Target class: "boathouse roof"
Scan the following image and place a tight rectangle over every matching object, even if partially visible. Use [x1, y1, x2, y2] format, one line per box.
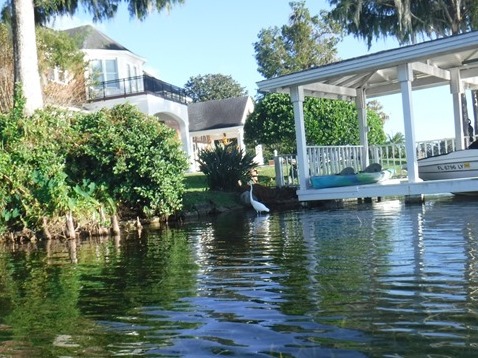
[257, 31, 478, 100]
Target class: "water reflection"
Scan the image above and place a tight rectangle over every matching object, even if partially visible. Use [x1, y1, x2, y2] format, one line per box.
[0, 196, 478, 356]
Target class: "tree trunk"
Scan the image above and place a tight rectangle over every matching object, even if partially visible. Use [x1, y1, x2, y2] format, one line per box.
[110, 214, 120, 235]
[65, 212, 76, 239]
[12, 0, 43, 115]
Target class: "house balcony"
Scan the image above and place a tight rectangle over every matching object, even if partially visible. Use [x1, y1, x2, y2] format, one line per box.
[87, 75, 189, 105]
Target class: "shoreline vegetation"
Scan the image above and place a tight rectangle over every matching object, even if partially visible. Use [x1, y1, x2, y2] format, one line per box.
[0, 97, 299, 242]
[2, 166, 299, 242]
[1, 99, 187, 242]
[181, 167, 300, 220]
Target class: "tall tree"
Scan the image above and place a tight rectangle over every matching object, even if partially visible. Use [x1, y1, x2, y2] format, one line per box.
[4, 0, 184, 115]
[12, 0, 43, 115]
[254, 1, 342, 79]
[248, 2, 386, 155]
[184, 74, 247, 103]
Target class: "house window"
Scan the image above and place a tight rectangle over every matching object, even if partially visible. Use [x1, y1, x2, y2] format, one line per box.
[90, 59, 119, 88]
[127, 63, 139, 92]
[47, 67, 68, 84]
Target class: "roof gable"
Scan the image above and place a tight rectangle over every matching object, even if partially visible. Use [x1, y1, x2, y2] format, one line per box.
[188, 96, 253, 132]
[63, 25, 131, 52]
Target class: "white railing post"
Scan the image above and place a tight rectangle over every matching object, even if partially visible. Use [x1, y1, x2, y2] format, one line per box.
[274, 153, 285, 187]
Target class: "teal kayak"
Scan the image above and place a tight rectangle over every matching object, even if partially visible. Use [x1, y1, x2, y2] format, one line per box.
[310, 169, 393, 189]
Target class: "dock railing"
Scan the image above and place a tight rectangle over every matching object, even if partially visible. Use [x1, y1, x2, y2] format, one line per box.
[273, 138, 457, 187]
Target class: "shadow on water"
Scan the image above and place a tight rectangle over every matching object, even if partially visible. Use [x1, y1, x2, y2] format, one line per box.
[1, 196, 478, 356]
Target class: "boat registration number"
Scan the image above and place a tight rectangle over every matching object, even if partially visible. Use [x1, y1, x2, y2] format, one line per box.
[437, 163, 470, 171]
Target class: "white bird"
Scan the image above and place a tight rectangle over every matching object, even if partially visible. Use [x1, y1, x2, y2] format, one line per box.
[249, 183, 270, 215]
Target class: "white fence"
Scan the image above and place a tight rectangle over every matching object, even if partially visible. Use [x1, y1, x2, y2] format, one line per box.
[274, 137, 460, 187]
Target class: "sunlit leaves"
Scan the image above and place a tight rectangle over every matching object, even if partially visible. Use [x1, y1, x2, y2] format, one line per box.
[244, 93, 386, 155]
[254, 1, 343, 79]
[184, 74, 247, 103]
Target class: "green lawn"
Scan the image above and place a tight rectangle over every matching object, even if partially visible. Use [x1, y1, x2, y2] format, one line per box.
[182, 165, 276, 211]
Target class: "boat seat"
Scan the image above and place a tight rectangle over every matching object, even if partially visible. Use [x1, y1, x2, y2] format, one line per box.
[363, 163, 382, 173]
[339, 167, 356, 175]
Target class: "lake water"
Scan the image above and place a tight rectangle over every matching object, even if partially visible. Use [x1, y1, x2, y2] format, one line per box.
[1, 195, 478, 357]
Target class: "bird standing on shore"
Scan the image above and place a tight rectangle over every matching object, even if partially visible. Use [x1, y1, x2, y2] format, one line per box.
[249, 183, 270, 215]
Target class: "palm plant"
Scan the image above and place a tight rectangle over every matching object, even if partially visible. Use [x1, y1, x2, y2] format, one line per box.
[197, 142, 257, 191]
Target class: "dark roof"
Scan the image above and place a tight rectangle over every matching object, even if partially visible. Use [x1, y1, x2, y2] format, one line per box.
[63, 25, 131, 52]
[188, 96, 252, 132]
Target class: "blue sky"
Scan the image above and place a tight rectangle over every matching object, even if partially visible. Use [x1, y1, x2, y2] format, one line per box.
[35, 0, 467, 140]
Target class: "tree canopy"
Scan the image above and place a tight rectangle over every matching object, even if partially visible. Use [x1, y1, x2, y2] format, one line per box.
[244, 93, 386, 154]
[248, 2, 386, 156]
[327, 0, 478, 48]
[1, 0, 185, 25]
[184, 74, 247, 103]
[254, 1, 342, 79]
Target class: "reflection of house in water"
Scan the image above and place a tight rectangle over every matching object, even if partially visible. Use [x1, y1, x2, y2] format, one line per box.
[61, 25, 257, 171]
[188, 96, 257, 170]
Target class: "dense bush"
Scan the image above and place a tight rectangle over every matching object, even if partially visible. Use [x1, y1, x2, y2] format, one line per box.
[197, 142, 256, 191]
[0, 99, 188, 235]
[66, 104, 188, 218]
[0, 98, 95, 232]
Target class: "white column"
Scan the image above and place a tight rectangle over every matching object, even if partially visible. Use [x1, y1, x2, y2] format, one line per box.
[290, 86, 308, 191]
[237, 127, 246, 152]
[398, 63, 421, 183]
[450, 68, 465, 150]
[355, 88, 369, 169]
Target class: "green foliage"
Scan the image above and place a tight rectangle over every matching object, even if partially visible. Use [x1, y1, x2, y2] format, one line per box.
[244, 93, 297, 154]
[327, 0, 478, 47]
[36, 26, 85, 74]
[244, 93, 386, 154]
[67, 104, 188, 218]
[0, 91, 90, 231]
[197, 142, 256, 191]
[254, 1, 343, 79]
[0, 96, 189, 234]
[0, 0, 185, 25]
[184, 74, 247, 103]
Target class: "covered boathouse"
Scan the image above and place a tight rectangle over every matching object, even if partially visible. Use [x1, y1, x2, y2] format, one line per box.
[256, 30, 478, 203]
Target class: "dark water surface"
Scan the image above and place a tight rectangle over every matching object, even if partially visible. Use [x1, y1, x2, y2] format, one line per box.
[1, 195, 478, 357]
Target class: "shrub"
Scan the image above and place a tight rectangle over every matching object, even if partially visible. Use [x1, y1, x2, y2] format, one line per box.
[67, 104, 188, 218]
[1, 97, 189, 235]
[197, 142, 256, 191]
[0, 100, 96, 232]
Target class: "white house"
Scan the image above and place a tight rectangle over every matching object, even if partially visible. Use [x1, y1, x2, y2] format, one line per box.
[63, 25, 255, 171]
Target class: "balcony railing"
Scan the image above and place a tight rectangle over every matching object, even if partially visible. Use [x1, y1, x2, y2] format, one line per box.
[87, 75, 189, 105]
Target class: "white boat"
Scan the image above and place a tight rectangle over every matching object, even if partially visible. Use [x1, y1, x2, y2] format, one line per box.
[417, 149, 478, 180]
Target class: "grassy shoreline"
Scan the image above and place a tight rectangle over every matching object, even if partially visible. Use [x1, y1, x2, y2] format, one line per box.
[182, 165, 277, 212]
